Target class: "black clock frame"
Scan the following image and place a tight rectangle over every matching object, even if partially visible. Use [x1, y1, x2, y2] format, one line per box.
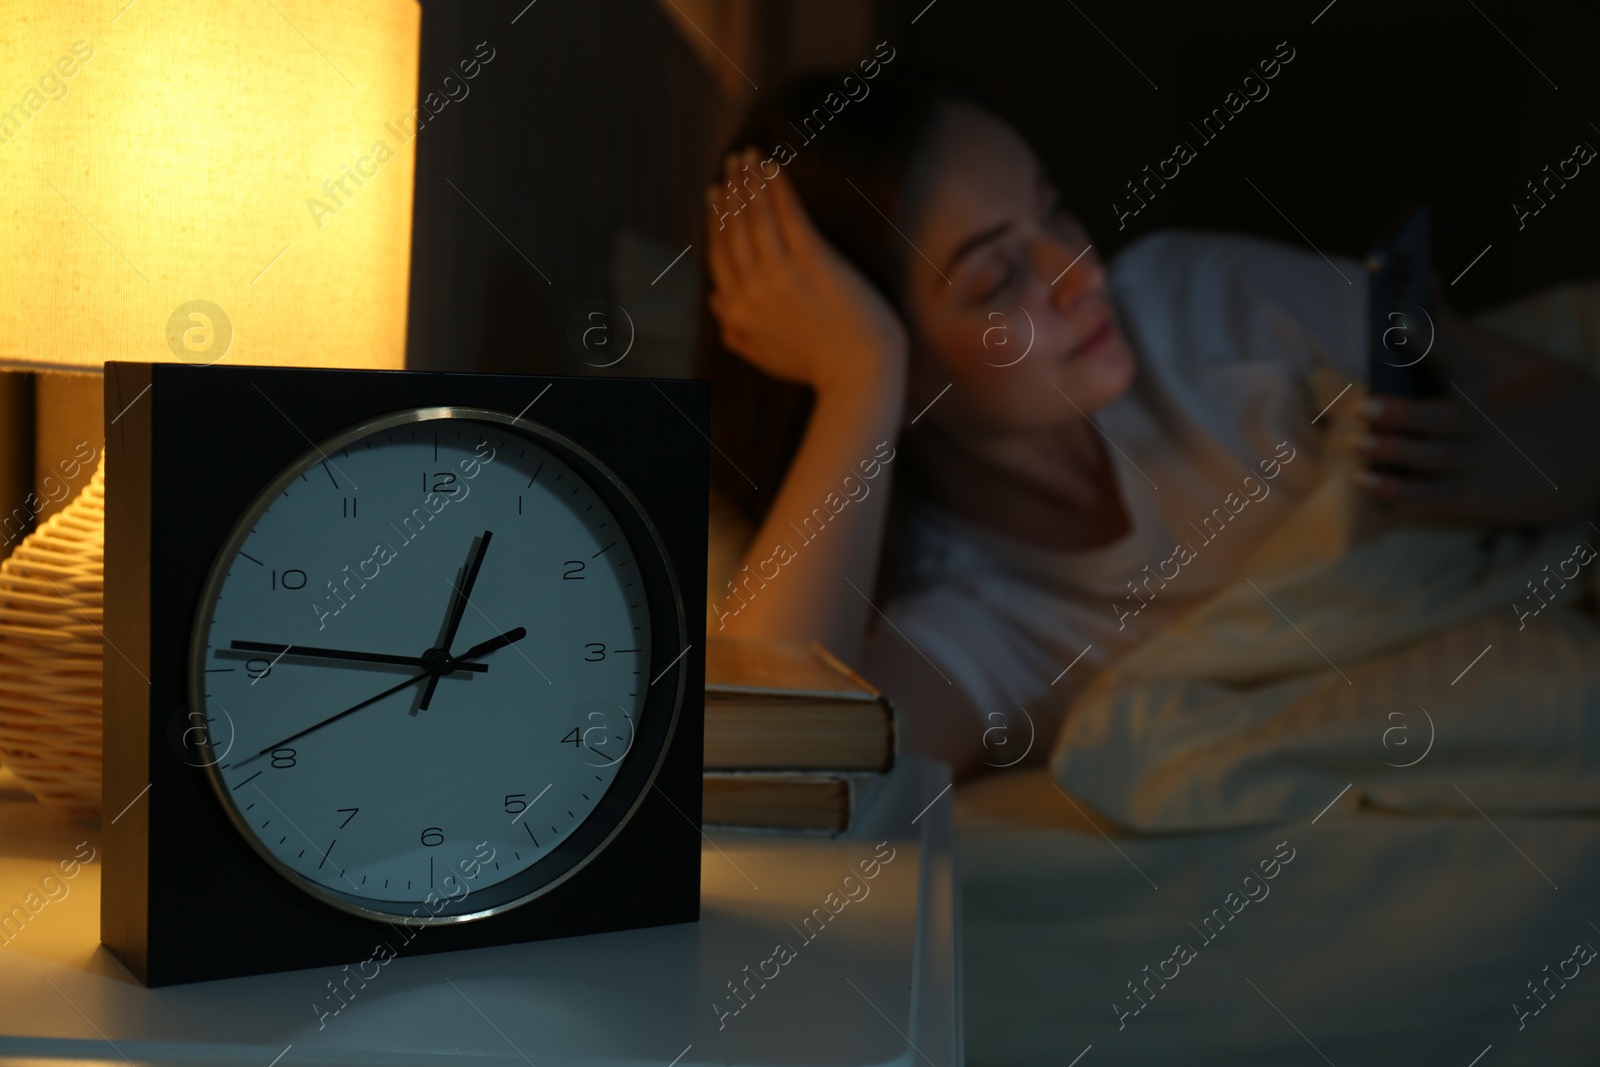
[102, 363, 708, 987]
[191, 406, 682, 923]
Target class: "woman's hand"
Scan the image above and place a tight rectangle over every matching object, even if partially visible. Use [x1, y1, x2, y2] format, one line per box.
[706, 147, 909, 395]
[1356, 289, 1600, 526]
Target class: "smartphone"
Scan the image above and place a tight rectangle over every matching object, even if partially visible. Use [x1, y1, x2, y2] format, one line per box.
[1364, 204, 1442, 398]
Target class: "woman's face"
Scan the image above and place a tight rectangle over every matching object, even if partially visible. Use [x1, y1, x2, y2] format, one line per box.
[899, 102, 1136, 435]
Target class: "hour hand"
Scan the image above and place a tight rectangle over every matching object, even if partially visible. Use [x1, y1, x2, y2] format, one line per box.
[420, 530, 494, 711]
[228, 640, 489, 674]
[457, 627, 527, 661]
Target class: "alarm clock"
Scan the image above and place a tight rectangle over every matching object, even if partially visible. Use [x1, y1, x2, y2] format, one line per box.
[101, 363, 708, 987]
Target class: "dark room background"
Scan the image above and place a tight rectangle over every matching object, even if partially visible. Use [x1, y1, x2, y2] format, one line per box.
[404, 0, 1600, 378]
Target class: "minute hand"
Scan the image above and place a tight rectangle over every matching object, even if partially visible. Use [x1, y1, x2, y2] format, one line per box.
[229, 640, 489, 673]
[239, 626, 528, 764]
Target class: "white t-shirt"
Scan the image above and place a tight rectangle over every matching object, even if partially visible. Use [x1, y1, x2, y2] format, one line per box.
[882, 229, 1368, 756]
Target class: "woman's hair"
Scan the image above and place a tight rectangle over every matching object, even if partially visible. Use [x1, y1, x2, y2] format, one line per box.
[694, 63, 1016, 598]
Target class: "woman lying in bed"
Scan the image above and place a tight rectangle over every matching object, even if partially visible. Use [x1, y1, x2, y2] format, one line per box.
[699, 66, 1600, 783]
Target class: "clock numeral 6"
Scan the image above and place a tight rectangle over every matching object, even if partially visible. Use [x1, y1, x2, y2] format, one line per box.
[563, 560, 586, 580]
[420, 826, 445, 847]
[270, 568, 307, 590]
[503, 794, 527, 814]
[584, 642, 606, 662]
[270, 748, 297, 769]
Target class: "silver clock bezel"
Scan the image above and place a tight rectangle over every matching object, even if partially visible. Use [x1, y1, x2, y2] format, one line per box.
[188, 405, 688, 925]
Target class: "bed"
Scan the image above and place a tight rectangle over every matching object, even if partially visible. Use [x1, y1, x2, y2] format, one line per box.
[706, 276, 1600, 1065]
[954, 768, 1600, 1065]
[950, 279, 1600, 1064]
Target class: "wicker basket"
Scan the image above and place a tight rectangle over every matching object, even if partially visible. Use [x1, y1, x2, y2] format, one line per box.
[0, 456, 105, 817]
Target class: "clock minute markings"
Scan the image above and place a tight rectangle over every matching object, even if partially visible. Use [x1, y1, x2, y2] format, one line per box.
[219, 429, 641, 904]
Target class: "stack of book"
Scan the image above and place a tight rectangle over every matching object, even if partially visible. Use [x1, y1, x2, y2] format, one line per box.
[702, 636, 898, 834]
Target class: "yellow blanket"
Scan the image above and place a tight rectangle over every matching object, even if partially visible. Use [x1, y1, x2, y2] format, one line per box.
[1052, 283, 1600, 830]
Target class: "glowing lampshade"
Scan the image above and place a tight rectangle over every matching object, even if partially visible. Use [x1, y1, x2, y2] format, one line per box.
[0, 0, 421, 373]
[0, 0, 421, 814]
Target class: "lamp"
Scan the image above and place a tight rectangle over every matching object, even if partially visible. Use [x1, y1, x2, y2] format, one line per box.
[0, 0, 421, 815]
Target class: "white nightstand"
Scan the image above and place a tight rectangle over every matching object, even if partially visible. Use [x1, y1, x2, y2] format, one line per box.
[0, 754, 961, 1066]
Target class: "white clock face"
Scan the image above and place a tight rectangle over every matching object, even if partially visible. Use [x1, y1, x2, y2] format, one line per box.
[191, 409, 665, 920]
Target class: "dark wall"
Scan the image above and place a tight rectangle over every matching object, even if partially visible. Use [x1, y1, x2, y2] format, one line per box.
[406, 0, 723, 376]
[405, 0, 896, 378]
[405, 0, 1600, 378]
[896, 0, 1600, 310]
